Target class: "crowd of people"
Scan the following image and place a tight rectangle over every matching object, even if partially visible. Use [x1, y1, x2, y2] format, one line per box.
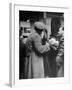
[19, 21, 64, 79]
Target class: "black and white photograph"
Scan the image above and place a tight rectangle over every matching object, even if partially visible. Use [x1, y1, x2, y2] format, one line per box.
[19, 10, 64, 79]
[9, 3, 70, 87]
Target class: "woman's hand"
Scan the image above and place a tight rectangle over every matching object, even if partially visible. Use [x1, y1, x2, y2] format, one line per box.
[49, 38, 59, 50]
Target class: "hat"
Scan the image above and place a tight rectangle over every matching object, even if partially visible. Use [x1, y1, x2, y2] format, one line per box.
[34, 22, 45, 30]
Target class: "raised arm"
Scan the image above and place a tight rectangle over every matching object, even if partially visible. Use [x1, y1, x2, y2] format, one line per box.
[33, 34, 50, 54]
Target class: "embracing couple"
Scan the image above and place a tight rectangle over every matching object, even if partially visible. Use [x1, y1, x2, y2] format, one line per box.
[25, 21, 64, 79]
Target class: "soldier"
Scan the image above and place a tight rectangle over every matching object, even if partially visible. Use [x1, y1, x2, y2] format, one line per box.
[25, 22, 50, 78]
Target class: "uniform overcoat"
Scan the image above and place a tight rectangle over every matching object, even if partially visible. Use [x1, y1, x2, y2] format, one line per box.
[25, 31, 50, 78]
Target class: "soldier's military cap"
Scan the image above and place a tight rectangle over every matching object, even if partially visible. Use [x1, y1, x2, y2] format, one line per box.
[34, 22, 45, 30]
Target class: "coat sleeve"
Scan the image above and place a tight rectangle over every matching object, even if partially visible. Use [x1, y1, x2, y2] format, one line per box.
[33, 34, 50, 54]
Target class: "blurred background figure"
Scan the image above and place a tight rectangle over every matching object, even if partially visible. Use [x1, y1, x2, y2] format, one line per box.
[19, 24, 31, 79]
[19, 28, 27, 79]
[56, 26, 64, 77]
